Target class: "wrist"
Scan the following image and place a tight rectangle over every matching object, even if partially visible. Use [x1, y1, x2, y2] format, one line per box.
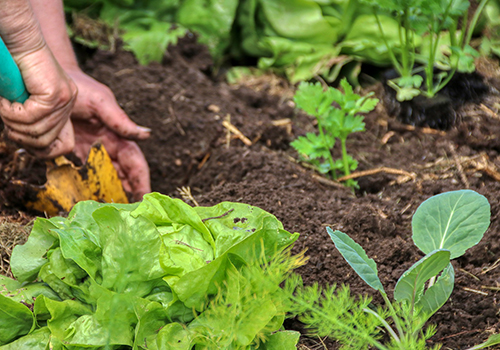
[0, 0, 46, 57]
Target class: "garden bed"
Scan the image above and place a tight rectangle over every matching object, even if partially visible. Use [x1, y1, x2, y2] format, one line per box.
[2, 36, 500, 349]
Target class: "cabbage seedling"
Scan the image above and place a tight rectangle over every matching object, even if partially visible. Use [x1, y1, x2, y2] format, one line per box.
[328, 190, 492, 349]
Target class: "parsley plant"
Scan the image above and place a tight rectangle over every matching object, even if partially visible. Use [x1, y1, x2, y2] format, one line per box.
[291, 79, 378, 188]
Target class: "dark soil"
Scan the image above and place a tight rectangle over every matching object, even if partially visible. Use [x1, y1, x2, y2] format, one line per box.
[3, 36, 500, 349]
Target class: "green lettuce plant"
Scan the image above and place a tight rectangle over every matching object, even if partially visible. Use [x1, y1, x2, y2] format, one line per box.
[291, 79, 378, 188]
[0, 193, 301, 349]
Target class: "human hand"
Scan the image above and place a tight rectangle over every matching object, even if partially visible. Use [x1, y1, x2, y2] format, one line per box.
[63, 66, 151, 200]
[0, 45, 78, 158]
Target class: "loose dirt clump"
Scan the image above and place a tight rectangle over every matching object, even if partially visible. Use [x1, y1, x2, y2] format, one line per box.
[2, 36, 500, 349]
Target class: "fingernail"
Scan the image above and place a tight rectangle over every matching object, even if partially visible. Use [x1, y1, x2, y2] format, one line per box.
[137, 126, 151, 133]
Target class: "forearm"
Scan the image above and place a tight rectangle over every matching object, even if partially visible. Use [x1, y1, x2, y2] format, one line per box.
[29, 0, 79, 69]
[0, 0, 45, 57]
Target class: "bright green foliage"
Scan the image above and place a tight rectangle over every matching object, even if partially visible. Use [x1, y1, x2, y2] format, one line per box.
[284, 274, 386, 350]
[324, 190, 492, 350]
[63, 0, 419, 82]
[291, 79, 378, 187]
[0, 193, 301, 349]
[359, 0, 489, 100]
[412, 189, 491, 259]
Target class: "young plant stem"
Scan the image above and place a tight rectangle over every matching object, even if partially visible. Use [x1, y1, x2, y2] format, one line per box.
[381, 292, 405, 341]
[363, 307, 401, 344]
[373, 10, 403, 76]
[402, 10, 412, 79]
[340, 138, 351, 179]
[318, 121, 337, 180]
[465, 0, 491, 46]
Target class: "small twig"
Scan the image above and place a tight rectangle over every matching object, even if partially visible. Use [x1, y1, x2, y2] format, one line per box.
[202, 208, 234, 223]
[222, 118, 252, 146]
[311, 174, 345, 189]
[448, 143, 470, 188]
[337, 167, 416, 182]
[482, 258, 500, 275]
[391, 123, 447, 135]
[381, 131, 396, 145]
[459, 268, 481, 281]
[481, 286, 500, 291]
[471, 153, 500, 182]
[462, 287, 488, 296]
[197, 152, 211, 170]
[479, 103, 500, 120]
[168, 104, 186, 136]
[436, 329, 480, 341]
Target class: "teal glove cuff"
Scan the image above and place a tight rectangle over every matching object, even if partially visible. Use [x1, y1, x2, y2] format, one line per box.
[0, 36, 29, 103]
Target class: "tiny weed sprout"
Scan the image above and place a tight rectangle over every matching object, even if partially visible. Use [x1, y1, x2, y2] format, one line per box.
[328, 190, 493, 349]
[291, 79, 378, 188]
[360, 0, 490, 101]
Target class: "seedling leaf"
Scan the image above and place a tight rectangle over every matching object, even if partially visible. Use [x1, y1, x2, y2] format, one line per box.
[416, 263, 455, 322]
[412, 190, 490, 259]
[327, 228, 385, 293]
[394, 249, 450, 304]
[467, 333, 500, 350]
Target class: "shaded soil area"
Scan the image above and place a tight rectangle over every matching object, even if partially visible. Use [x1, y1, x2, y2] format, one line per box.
[3, 36, 500, 349]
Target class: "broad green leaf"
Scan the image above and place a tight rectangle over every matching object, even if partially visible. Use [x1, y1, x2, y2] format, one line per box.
[123, 22, 186, 65]
[177, 0, 239, 57]
[64, 292, 137, 347]
[157, 323, 192, 350]
[133, 300, 169, 350]
[0, 276, 60, 304]
[132, 192, 215, 250]
[34, 296, 91, 342]
[194, 201, 290, 257]
[394, 249, 450, 303]
[416, 263, 455, 322]
[0, 275, 20, 292]
[327, 228, 385, 293]
[467, 333, 500, 350]
[55, 225, 101, 280]
[412, 190, 491, 259]
[260, 330, 301, 349]
[0, 327, 50, 350]
[171, 217, 298, 310]
[10, 219, 60, 283]
[260, 0, 338, 43]
[0, 293, 35, 345]
[93, 207, 165, 296]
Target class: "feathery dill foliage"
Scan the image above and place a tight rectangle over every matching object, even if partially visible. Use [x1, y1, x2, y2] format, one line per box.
[284, 274, 385, 350]
[189, 248, 307, 349]
[283, 273, 443, 350]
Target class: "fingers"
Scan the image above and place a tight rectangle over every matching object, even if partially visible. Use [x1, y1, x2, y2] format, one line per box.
[29, 119, 75, 158]
[116, 141, 151, 201]
[92, 87, 151, 141]
[68, 71, 151, 141]
[0, 45, 78, 155]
